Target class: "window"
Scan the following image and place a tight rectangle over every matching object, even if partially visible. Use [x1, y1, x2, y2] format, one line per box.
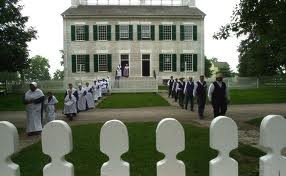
[184, 25, 193, 40]
[98, 55, 108, 71]
[184, 54, 193, 71]
[119, 25, 129, 39]
[76, 55, 86, 72]
[98, 25, 107, 41]
[141, 25, 151, 39]
[75, 26, 86, 41]
[163, 25, 172, 40]
[163, 54, 172, 71]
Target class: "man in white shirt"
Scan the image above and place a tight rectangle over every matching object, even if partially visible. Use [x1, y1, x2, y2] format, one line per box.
[167, 76, 174, 98]
[208, 73, 230, 118]
[176, 77, 185, 108]
[183, 77, 194, 111]
[193, 75, 207, 119]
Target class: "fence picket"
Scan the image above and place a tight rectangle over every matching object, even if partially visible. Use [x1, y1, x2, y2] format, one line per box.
[42, 120, 74, 176]
[156, 118, 185, 176]
[0, 121, 20, 176]
[209, 116, 238, 176]
[100, 120, 129, 176]
[259, 115, 286, 176]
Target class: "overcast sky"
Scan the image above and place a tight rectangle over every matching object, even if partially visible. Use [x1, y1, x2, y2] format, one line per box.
[21, 0, 241, 75]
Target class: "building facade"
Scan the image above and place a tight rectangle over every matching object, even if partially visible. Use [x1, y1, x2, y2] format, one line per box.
[62, 1, 206, 84]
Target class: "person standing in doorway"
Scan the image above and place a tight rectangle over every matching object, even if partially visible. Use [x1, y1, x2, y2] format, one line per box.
[208, 73, 230, 118]
[123, 64, 129, 78]
[167, 76, 174, 98]
[184, 77, 194, 111]
[193, 75, 207, 119]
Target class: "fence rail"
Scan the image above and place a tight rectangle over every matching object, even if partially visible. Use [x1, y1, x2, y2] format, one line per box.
[1, 115, 285, 176]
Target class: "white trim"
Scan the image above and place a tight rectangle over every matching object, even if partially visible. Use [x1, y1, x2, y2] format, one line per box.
[140, 50, 152, 53]
[96, 22, 109, 25]
[118, 22, 130, 25]
[95, 50, 109, 54]
[119, 50, 131, 54]
[183, 50, 195, 53]
[161, 22, 174, 25]
[140, 22, 152, 25]
[161, 50, 174, 53]
[72, 50, 88, 54]
[182, 22, 196, 25]
[73, 22, 86, 25]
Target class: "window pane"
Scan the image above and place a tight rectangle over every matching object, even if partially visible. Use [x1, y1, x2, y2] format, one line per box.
[98, 25, 107, 40]
[119, 25, 129, 39]
[76, 26, 85, 41]
[98, 55, 108, 71]
[185, 54, 193, 71]
[141, 25, 151, 39]
[163, 25, 172, 40]
[76, 55, 86, 72]
[163, 54, 172, 71]
[184, 25, 193, 40]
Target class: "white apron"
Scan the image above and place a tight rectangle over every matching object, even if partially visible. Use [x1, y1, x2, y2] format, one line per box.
[93, 83, 100, 101]
[44, 96, 58, 124]
[64, 94, 77, 114]
[77, 88, 87, 111]
[85, 85, 95, 108]
[24, 89, 44, 133]
[98, 81, 103, 98]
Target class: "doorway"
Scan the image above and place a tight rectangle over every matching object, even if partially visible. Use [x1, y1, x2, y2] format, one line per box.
[142, 54, 150, 77]
[120, 54, 129, 76]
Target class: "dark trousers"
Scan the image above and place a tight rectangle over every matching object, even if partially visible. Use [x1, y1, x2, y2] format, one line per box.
[184, 94, 194, 110]
[168, 86, 173, 97]
[212, 101, 227, 118]
[197, 95, 206, 118]
[178, 91, 184, 108]
[173, 90, 178, 102]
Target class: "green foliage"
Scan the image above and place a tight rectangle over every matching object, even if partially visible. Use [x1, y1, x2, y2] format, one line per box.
[214, 0, 286, 77]
[53, 69, 64, 80]
[0, 0, 37, 72]
[218, 65, 235, 77]
[204, 57, 213, 78]
[97, 93, 170, 108]
[22, 55, 51, 81]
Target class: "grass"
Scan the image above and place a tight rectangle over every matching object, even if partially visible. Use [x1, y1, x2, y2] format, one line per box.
[12, 122, 263, 176]
[158, 85, 168, 90]
[97, 93, 169, 108]
[246, 117, 264, 127]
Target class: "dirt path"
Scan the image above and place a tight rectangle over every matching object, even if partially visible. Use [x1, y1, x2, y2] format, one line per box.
[0, 93, 285, 150]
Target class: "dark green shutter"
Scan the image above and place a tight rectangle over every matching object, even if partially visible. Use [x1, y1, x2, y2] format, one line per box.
[159, 54, 163, 72]
[107, 25, 111, 41]
[129, 25, 133, 40]
[137, 25, 141, 40]
[193, 54, 198, 71]
[85, 25, 89, 41]
[115, 25, 119, 41]
[72, 55, 76, 73]
[180, 54, 185, 72]
[172, 54, 177, 72]
[107, 54, 112, 72]
[193, 25, 197, 41]
[94, 55, 98, 72]
[93, 25, 98, 41]
[151, 25, 155, 40]
[172, 25, 176, 40]
[159, 25, 163, 40]
[180, 25, 184, 41]
[85, 55, 90, 72]
[71, 25, 75, 41]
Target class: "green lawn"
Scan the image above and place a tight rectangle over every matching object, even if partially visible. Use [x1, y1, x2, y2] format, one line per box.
[245, 117, 264, 127]
[97, 93, 169, 108]
[12, 123, 263, 176]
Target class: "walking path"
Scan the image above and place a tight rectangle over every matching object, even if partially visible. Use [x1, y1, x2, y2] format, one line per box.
[0, 93, 285, 150]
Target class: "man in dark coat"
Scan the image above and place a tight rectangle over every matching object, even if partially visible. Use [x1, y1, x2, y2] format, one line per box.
[193, 75, 207, 119]
[183, 77, 194, 111]
[167, 76, 174, 98]
[176, 77, 185, 108]
[208, 73, 230, 118]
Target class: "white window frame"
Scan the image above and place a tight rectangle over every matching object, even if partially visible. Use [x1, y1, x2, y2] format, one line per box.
[75, 25, 86, 41]
[184, 54, 193, 72]
[98, 25, 107, 41]
[98, 54, 108, 72]
[163, 54, 172, 72]
[163, 25, 172, 41]
[76, 55, 86, 72]
[119, 25, 129, 39]
[184, 25, 193, 41]
[141, 25, 151, 39]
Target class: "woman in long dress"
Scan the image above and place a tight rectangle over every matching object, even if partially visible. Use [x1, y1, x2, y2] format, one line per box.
[85, 82, 95, 109]
[64, 90, 77, 121]
[77, 84, 87, 111]
[44, 92, 58, 124]
[123, 64, 129, 77]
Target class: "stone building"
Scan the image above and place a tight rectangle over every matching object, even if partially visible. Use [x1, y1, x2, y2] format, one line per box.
[62, 0, 205, 84]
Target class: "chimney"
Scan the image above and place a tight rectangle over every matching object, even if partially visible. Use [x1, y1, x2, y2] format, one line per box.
[71, 0, 80, 7]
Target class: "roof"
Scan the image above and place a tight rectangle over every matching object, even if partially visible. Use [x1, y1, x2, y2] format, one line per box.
[212, 61, 229, 68]
[62, 5, 206, 17]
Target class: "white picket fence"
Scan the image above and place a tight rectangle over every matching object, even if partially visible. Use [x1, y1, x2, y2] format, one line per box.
[0, 115, 286, 176]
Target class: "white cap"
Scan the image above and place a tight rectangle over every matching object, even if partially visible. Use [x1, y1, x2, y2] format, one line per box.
[30, 82, 37, 87]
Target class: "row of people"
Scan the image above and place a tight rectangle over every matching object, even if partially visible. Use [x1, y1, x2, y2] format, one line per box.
[167, 73, 230, 119]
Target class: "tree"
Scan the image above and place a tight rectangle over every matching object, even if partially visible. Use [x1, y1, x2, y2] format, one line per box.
[205, 57, 213, 78]
[214, 0, 286, 77]
[53, 69, 64, 80]
[218, 65, 235, 78]
[23, 55, 51, 81]
[0, 0, 37, 72]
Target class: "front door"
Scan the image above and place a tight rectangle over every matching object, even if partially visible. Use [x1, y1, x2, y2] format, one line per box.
[142, 54, 150, 77]
[121, 54, 129, 76]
